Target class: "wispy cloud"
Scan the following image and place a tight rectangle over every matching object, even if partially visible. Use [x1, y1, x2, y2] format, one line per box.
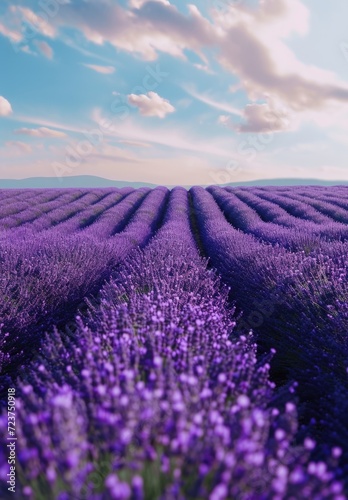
[14, 115, 87, 135]
[127, 92, 175, 118]
[118, 140, 151, 148]
[0, 21, 22, 43]
[82, 64, 115, 74]
[11, 6, 56, 38]
[14, 127, 67, 138]
[35, 40, 53, 60]
[184, 86, 243, 117]
[9, 110, 235, 160]
[20, 45, 36, 56]
[193, 63, 214, 74]
[5, 141, 32, 154]
[92, 108, 234, 159]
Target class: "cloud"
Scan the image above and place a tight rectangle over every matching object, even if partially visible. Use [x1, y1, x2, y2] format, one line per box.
[14, 127, 67, 138]
[219, 101, 290, 133]
[218, 24, 348, 112]
[184, 86, 243, 117]
[7, 1, 214, 61]
[89, 145, 137, 163]
[193, 63, 214, 74]
[0, 96, 12, 117]
[218, 115, 230, 126]
[15, 115, 88, 135]
[35, 40, 53, 59]
[82, 64, 115, 74]
[118, 140, 151, 148]
[12, 109, 233, 160]
[5, 141, 32, 154]
[21, 45, 36, 55]
[0, 21, 22, 43]
[130, 0, 170, 8]
[92, 108, 234, 159]
[214, 0, 348, 126]
[127, 91, 175, 118]
[237, 102, 290, 133]
[10, 6, 56, 38]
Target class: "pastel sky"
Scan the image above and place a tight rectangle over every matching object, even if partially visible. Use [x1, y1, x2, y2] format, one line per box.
[1, 0, 348, 185]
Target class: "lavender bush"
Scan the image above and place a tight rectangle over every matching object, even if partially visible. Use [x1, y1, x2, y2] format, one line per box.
[0, 187, 168, 393]
[190, 186, 348, 482]
[1, 244, 344, 499]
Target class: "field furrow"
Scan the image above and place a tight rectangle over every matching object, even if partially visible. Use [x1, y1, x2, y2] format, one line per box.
[80, 188, 151, 238]
[0, 190, 92, 231]
[44, 189, 132, 234]
[283, 191, 348, 224]
[0, 190, 63, 221]
[226, 187, 320, 227]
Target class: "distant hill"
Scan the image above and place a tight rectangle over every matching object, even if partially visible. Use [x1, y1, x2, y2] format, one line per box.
[0, 176, 158, 189]
[0, 175, 347, 189]
[223, 178, 348, 187]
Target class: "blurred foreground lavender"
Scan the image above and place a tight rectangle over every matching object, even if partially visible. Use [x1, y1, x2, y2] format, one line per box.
[0, 240, 345, 499]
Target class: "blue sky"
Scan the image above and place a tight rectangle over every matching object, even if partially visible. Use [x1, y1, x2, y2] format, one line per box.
[1, 0, 348, 185]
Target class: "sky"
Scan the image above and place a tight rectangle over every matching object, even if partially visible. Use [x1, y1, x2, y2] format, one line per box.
[1, 0, 348, 185]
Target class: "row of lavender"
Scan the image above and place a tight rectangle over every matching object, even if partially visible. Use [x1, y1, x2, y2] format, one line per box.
[190, 187, 348, 484]
[0, 187, 169, 395]
[1, 187, 348, 242]
[0, 189, 137, 234]
[1, 188, 345, 499]
[207, 187, 348, 248]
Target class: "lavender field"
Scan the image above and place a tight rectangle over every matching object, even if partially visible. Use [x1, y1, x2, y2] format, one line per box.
[1, 185, 348, 499]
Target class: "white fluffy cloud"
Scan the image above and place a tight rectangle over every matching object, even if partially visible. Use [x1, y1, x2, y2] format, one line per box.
[0, 96, 12, 117]
[233, 101, 290, 133]
[127, 91, 175, 118]
[82, 64, 115, 74]
[219, 102, 290, 133]
[14, 127, 66, 138]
